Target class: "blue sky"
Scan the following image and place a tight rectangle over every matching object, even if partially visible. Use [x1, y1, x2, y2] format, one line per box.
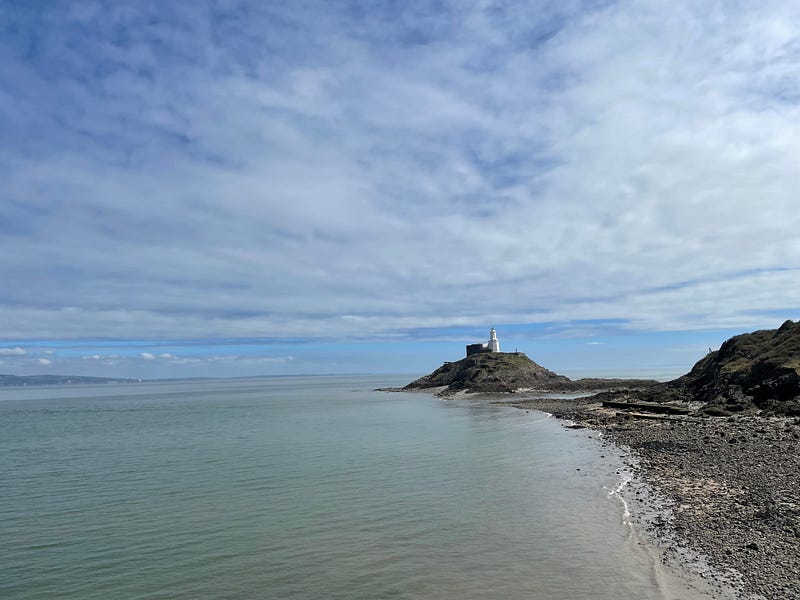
[1, 1, 799, 379]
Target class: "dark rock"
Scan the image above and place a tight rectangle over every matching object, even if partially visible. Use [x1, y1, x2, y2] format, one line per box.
[629, 320, 800, 416]
[403, 352, 570, 394]
[403, 352, 658, 395]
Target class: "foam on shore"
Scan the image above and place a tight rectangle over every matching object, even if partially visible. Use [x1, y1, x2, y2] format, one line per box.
[615, 459, 750, 600]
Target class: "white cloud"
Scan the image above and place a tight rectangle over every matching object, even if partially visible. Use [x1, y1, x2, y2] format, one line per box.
[206, 355, 294, 364]
[0, 347, 26, 356]
[139, 352, 155, 360]
[36, 358, 52, 366]
[0, 1, 798, 346]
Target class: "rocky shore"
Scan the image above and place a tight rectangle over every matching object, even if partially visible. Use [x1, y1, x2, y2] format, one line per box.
[508, 395, 800, 600]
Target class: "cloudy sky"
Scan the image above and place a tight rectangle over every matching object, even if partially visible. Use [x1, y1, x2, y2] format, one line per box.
[2, 1, 799, 379]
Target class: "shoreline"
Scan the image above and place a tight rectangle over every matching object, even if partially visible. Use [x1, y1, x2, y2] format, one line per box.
[504, 395, 799, 600]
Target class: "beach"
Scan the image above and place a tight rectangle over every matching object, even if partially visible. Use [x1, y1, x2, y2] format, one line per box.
[509, 395, 800, 600]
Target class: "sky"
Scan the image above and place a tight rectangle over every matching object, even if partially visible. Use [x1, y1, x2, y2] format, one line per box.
[1, 0, 799, 380]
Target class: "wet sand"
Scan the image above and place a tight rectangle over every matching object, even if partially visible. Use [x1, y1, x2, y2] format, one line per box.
[507, 396, 800, 600]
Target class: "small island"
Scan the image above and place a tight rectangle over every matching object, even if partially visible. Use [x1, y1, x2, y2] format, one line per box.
[400, 328, 657, 395]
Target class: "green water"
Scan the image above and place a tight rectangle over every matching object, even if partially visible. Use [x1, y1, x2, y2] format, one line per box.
[1, 376, 669, 599]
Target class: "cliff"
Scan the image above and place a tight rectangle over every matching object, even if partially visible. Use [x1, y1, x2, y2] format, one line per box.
[681, 319, 800, 415]
[633, 320, 800, 416]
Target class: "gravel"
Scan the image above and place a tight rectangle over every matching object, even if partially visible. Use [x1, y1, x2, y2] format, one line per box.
[509, 396, 800, 600]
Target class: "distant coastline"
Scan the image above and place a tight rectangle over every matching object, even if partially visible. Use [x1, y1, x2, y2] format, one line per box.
[0, 374, 140, 387]
[0, 373, 375, 388]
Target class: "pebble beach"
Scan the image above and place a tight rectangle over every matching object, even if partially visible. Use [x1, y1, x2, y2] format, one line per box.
[510, 396, 800, 600]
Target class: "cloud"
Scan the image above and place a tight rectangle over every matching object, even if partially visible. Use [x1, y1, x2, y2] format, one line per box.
[207, 355, 294, 365]
[36, 358, 52, 366]
[0, 0, 798, 350]
[0, 347, 26, 355]
[137, 351, 204, 364]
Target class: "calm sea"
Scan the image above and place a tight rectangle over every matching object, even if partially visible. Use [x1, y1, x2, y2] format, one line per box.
[1, 375, 676, 599]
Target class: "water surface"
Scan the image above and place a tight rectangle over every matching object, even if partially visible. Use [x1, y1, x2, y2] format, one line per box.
[1, 376, 667, 599]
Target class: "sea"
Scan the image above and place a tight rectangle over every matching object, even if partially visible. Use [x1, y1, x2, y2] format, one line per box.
[0, 375, 687, 599]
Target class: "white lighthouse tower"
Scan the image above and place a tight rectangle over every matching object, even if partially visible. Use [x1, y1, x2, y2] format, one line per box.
[488, 328, 500, 353]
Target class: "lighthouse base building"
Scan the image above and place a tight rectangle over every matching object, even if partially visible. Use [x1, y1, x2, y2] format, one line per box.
[466, 328, 501, 357]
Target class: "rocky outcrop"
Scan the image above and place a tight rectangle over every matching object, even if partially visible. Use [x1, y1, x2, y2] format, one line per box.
[404, 352, 569, 394]
[634, 320, 800, 416]
[404, 352, 657, 395]
[683, 319, 800, 415]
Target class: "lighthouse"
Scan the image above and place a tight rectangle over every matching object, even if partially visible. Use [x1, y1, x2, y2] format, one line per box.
[466, 328, 501, 356]
[488, 328, 500, 353]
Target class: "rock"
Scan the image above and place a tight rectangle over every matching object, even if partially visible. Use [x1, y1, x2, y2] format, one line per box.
[403, 352, 570, 394]
[630, 320, 800, 416]
[403, 351, 657, 395]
